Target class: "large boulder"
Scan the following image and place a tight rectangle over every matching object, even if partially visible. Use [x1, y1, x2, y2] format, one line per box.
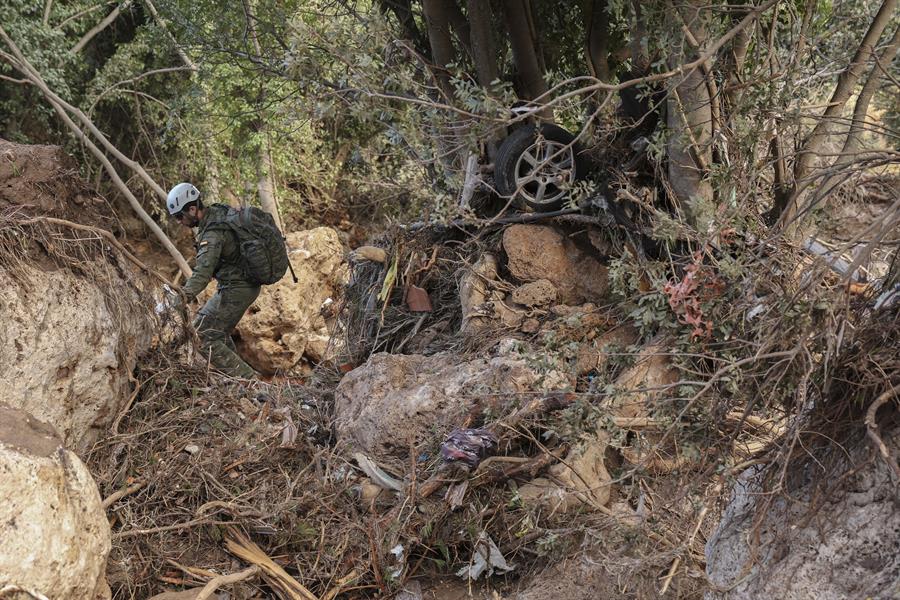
[502, 225, 608, 304]
[0, 140, 154, 451]
[334, 350, 569, 459]
[235, 227, 348, 373]
[0, 404, 111, 599]
[0, 266, 152, 450]
[705, 428, 900, 599]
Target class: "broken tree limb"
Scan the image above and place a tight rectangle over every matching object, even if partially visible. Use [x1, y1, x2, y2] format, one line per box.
[0, 27, 168, 202]
[865, 387, 900, 480]
[0, 31, 191, 277]
[143, 0, 197, 71]
[21, 217, 176, 286]
[225, 528, 319, 600]
[71, 0, 133, 53]
[102, 480, 146, 509]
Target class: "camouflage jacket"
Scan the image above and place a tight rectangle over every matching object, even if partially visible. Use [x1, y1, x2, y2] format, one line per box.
[182, 204, 254, 301]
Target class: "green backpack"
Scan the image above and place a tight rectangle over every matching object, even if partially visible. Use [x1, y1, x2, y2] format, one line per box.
[221, 206, 294, 285]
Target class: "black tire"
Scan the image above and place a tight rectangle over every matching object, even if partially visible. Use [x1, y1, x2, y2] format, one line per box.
[494, 123, 587, 211]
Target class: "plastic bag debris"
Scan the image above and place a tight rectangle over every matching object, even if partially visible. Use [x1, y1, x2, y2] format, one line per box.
[440, 428, 498, 468]
[456, 532, 514, 580]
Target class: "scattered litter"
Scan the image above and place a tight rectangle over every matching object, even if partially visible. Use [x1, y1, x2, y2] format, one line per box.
[330, 465, 351, 482]
[440, 428, 498, 468]
[746, 300, 767, 321]
[874, 282, 899, 310]
[273, 407, 298, 448]
[183, 444, 199, 455]
[389, 543, 406, 580]
[456, 532, 514, 580]
[280, 420, 298, 448]
[405, 284, 433, 312]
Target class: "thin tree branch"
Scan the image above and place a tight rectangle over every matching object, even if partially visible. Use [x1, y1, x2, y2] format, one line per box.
[0, 42, 191, 276]
[71, 0, 132, 53]
[42, 0, 53, 26]
[87, 66, 195, 114]
[196, 566, 260, 600]
[56, 1, 114, 30]
[142, 0, 198, 71]
[102, 480, 147, 509]
[0, 74, 29, 84]
[1, 29, 169, 202]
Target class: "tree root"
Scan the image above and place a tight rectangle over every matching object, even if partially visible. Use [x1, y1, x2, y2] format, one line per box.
[865, 387, 900, 479]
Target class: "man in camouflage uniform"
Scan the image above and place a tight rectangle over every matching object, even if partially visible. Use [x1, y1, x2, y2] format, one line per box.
[166, 182, 259, 379]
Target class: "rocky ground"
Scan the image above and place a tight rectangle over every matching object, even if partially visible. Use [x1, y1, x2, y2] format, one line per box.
[1, 139, 897, 599]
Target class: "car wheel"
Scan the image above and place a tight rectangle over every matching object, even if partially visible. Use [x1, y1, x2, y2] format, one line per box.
[494, 123, 587, 212]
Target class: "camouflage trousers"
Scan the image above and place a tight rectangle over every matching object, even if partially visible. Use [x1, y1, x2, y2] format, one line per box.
[194, 285, 260, 379]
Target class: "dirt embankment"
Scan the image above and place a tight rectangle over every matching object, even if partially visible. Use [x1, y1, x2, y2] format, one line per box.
[0, 139, 157, 451]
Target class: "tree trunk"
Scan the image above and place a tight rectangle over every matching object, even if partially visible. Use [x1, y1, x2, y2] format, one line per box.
[445, 0, 472, 60]
[666, 3, 713, 228]
[586, 0, 611, 82]
[467, 0, 501, 158]
[378, 0, 428, 55]
[421, 0, 456, 99]
[808, 25, 900, 210]
[501, 0, 547, 101]
[838, 24, 900, 160]
[466, 0, 498, 87]
[722, 1, 753, 109]
[777, 0, 898, 226]
[241, 0, 284, 231]
[628, 0, 649, 72]
[257, 141, 283, 231]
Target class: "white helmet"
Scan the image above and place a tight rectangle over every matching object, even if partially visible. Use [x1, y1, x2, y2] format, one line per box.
[166, 182, 201, 215]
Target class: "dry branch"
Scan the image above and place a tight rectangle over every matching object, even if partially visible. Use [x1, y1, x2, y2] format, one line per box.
[71, 0, 132, 53]
[1, 29, 169, 202]
[0, 28, 191, 277]
[21, 217, 175, 287]
[102, 480, 146, 509]
[865, 387, 900, 479]
[195, 565, 259, 600]
[224, 528, 319, 600]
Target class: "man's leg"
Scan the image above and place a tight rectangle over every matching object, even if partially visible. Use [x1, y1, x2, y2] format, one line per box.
[195, 286, 261, 378]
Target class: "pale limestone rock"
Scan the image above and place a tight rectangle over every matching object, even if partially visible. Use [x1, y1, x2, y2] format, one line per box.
[0, 404, 111, 600]
[706, 429, 900, 600]
[0, 264, 152, 451]
[334, 352, 568, 459]
[235, 227, 348, 373]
